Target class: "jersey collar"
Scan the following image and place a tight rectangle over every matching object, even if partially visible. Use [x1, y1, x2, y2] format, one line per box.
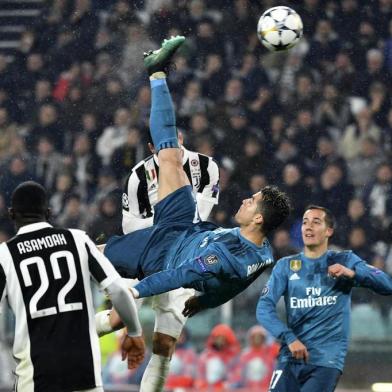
[153, 146, 189, 165]
[17, 222, 53, 235]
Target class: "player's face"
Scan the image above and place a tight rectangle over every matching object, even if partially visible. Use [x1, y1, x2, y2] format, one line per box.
[302, 209, 333, 248]
[235, 192, 263, 225]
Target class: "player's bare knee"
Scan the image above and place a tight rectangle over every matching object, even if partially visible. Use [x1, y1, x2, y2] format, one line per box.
[152, 332, 177, 357]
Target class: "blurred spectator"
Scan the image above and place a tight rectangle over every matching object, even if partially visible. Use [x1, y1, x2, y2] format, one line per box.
[312, 162, 353, 218]
[32, 136, 64, 192]
[334, 198, 376, 247]
[248, 86, 280, 131]
[229, 325, 279, 391]
[328, 51, 356, 96]
[368, 81, 390, 128]
[96, 108, 131, 165]
[0, 108, 19, 163]
[89, 168, 119, 214]
[80, 112, 102, 151]
[363, 162, 392, 228]
[129, 85, 151, 130]
[287, 109, 324, 159]
[193, 19, 225, 68]
[280, 163, 311, 221]
[353, 49, 390, 97]
[353, 20, 380, 69]
[69, 133, 101, 201]
[305, 19, 340, 71]
[347, 226, 375, 262]
[314, 83, 350, 132]
[339, 107, 381, 161]
[195, 324, 240, 391]
[49, 173, 75, 218]
[91, 76, 128, 126]
[234, 53, 270, 100]
[0, 194, 13, 237]
[56, 193, 88, 229]
[106, 0, 140, 42]
[335, 0, 361, 44]
[214, 78, 245, 127]
[0, 156, 35, 205]
[178, 80, 212, 124]
[310, 135, 345, 178]
[87, 194, 122, 244]
[272, 229, 299, 260]
[27, 103, 64, 152]
[219, 108, 260, 159]
[198, 54, 227, 101]
[384, 20, 392, 73]
[166, 328, 197, 390]
[231, 136, 269, 188]
[119, 23, 157, 85]
[110, 127, 144, 180]
[347, 137, 384, 191]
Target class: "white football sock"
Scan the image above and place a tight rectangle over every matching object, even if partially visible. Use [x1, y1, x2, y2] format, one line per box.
[140, 353, 171, 392]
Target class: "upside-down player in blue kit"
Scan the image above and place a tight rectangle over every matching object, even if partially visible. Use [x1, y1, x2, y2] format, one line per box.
[102, 36, 290, 391]
[257, 205, 392, 392]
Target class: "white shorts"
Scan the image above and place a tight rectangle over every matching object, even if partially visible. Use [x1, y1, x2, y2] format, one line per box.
[125, 279, 194, 339]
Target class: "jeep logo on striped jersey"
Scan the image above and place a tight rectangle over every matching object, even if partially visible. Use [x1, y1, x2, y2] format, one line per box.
[290, 259, 302, 272]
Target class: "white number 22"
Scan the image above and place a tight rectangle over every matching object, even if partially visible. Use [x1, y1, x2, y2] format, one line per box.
[20, 251, 83, 319]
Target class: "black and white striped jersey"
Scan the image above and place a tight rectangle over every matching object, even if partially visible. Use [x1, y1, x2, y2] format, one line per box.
[0, 222, 120, 392]
[122, 147, 220, 234]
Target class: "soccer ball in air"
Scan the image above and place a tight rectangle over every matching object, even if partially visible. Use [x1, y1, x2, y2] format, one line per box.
[257, 6, 303, 52]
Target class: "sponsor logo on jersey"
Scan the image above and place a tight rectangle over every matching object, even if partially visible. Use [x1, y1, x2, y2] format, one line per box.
[122, 193, 129, 210]
[191, 159, 198, 166]
[290, 286, 337, 309]
[290, 259, 302, 272]
[289, 273, 300, 280]
[205, 255, 218, 265]
[290, 295, 338, 309]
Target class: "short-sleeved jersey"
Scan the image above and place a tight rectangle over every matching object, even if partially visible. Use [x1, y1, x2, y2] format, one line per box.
[257, 250, 392, 371]
[122, 148, 219, 233]
[0, 222, 120, 392]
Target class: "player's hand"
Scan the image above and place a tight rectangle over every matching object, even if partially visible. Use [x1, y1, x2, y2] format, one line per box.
[288, 339, 309, 362]
[121, 334, 145, 369]
[328, 264, 355, 279]
[182, 296, 205, 317]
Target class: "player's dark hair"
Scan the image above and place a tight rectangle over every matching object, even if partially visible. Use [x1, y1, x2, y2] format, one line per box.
[11, 181, 48, 216]
[305, 205, 336, 229]
[258, 186, 291, 234]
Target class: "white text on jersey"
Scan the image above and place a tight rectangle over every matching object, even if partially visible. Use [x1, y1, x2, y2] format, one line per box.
[17, 234, 67, 254]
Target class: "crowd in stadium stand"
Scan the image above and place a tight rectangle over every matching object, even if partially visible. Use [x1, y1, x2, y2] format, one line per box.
[0, 0, 392, 387]
[101, 324, 279, 391]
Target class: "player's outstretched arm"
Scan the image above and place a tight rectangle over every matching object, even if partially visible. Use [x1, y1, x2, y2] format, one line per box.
[257, 261, 298, 345]
[183, 279, 251, 317]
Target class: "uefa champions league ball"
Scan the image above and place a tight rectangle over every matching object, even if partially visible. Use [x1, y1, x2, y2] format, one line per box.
[257, 6, 303, 52]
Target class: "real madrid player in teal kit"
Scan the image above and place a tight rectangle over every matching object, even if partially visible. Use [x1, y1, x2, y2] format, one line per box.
[103, 36, 290, 392]
[257, 206, 392, 392]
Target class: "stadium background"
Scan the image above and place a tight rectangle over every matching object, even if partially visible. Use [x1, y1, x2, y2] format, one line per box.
[0, 0, 392, 390]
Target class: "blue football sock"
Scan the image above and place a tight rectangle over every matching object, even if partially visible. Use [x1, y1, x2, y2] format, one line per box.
[149, 78, 179, 152]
